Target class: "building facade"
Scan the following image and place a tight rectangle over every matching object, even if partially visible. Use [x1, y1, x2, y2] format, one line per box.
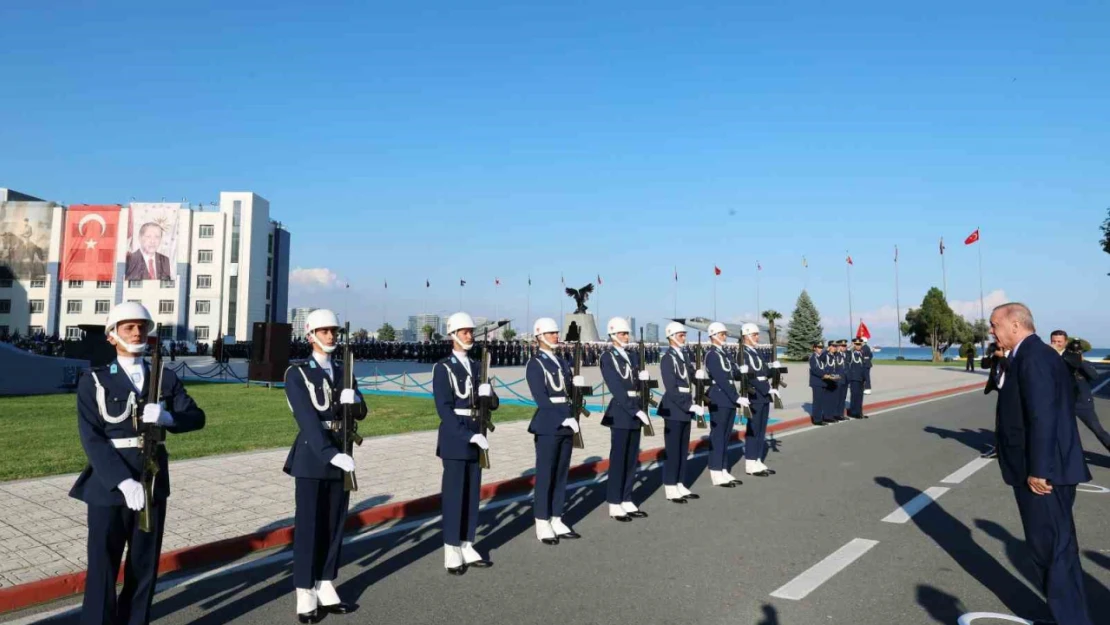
[645, 322, 659, 343]
[290, 307, 316, 335]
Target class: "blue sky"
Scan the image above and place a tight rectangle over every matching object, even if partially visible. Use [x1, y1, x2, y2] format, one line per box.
[3, 1, 1108, 344]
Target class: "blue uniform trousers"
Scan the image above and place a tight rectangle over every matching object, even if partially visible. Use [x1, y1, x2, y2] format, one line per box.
[80, 502, 166, 625]
[293, 478, 349, 589]
[534, 434, 573, 520]
[606, 428, 641, 504]
[745, 402, 770, 461]
[810, 387, 824, 424]
[848, 380, 865, 417]
[441, 459, 482, 546]
[708, 407, 736, 471]
[837, 382, 848, 418]
[662, 420, 691, 486]
[1012, 484, 1093, 625]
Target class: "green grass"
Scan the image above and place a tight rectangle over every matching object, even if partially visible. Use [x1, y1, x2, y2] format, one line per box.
[0, 383, 535, 482]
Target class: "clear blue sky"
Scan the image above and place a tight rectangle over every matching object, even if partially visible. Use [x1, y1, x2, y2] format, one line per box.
[3, 1, 1108, 344]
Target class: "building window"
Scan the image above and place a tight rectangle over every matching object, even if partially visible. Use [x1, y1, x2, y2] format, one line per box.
[95, 300, 110, 315]
[30, 278, 46, 289]
[195, 326, 210, 341]
[66, 300, 82, 314]
[197, 275, 212, 289]
[265, 282, 271, 299]
[0, 279, 11, 288]
[65, 326, 82, 340]
[97, 280, 111, 289]
[29, 325, 43, 336]
[265, 304, 271, 320]
[158, 325, 173, 340]
[128, 279, 143, 288]
[127, 299, 141, 304]
[198, 250, 213, 263]
[198, 224, 215, 238]
[195, 300, 211, 315]
[160, 278, 175, 289]
[29, 300, 44, 314]
[0, 300, 10, 314]
[68, 280, 84, 289]
[267, 263, 271, 277]
[158, 300, 174, 315]
[268, 233, 274, 254]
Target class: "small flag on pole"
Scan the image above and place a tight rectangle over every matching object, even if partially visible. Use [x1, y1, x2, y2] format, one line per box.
[802, 256, 808, 268]
[561, 274, 565, 286]
[674, 267, 678, 281]
[426, 279, 430, 288]
[939, 237, 946, 255]
[714, 265, 722, 276]
[964, 229, 980, 245]
[384, 279, 388, 289]
[846, 255, 854, 266]
[495, 278, 500, 286]
[894, 245, 898, 262]
[757, 261, 762, 271]
[528, 275, 531, 286]
[460, 279, 466, 287]
[597, 274, 602, 285]
[856, 321, 871, 340]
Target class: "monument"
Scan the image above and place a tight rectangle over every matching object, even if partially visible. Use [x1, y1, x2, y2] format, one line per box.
[563, 283, 601, 343]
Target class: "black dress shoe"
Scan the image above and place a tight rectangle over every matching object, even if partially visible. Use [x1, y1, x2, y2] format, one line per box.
[446, 565, 468, 576]
[541, 537, 560, 546]
[763, 468, 777, 475]
[612, 515, 633, 522]
[861, 414, 870, 419]
[467, 559, 494, 568]
[747, 470, 771, 477]
[667, 497, 688, 504]
[557, 531, 581, 539]
[683, 492, 700, 499]
[319, 602, 356, 615]
[628, 510, 648, 518]
[813, 421, 827, 427]
[297, 609, 321, 624]
[716, 481, 738, 488]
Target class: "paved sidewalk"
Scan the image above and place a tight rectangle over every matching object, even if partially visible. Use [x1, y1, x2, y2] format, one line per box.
[0, 364, 984, 589]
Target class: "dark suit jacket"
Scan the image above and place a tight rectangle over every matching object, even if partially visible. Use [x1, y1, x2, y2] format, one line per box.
[125, 251, 172, 280]
[995, 334, 1091, 487]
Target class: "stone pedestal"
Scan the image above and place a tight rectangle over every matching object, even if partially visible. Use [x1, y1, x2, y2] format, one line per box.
[564, 313, 601, 343]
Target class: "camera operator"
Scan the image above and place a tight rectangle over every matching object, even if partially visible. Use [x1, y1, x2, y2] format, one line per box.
[977, 341, 1007, 459]
[1051, 330, 1110, 453]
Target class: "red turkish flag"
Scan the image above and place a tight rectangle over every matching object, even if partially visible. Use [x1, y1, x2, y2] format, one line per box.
[964, 229, 980, 245]
[63, 205, 120, 280]
[714, 265, 721, 276]
[856, 321, 871, 340]
[846, 255, 854, 265]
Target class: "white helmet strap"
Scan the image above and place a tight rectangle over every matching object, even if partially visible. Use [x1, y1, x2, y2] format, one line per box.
[452, 332, 473, 351]
[539, 335, 557, 350]
[611, 334, 628, 348]
[110, 330, 147, 355]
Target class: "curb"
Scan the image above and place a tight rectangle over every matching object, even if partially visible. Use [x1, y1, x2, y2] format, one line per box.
[0, 380, 984, 614]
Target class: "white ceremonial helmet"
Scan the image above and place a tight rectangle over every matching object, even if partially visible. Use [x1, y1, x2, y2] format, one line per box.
[105, 302, 154, 355]
[533, 317, 559, 337]
[606, 317, 632, 335]
[741, 322, 760, 338]
[446, 312, 476, 335]
[707, 321, 728, 337]
[665, 321, 686, 340]
[305, 309, 341, 354]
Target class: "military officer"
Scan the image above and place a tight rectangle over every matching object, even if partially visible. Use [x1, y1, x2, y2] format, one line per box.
[600, 317, 651, 521]
[738, 323, 780, 476]
[284, 309, 367, 623]
[525, 317, 585, 544]
[860, 337, 874, 394]
[846, 338, 869, 419]
[809, 341, 829, 425]
[824, 342, 844, 422]
[71, 302, 206, 625]
[433, 312, 500, 573]
[658, 322, 704, 502]
[836, 341, 850, 420]
[704, 322, 743, 486]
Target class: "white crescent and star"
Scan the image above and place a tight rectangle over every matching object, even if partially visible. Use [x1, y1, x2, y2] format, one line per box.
[77, 213, 108, 249]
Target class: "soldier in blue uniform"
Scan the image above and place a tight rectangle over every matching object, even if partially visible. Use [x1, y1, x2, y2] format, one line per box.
[525, 317, 586, 544]
[846, 338, 869, 419]
[860, 337, 874, 395]
[809, 342, 829, 426]
[658, 322, 705, 503]
[433, 312, 500, 573]
[71, 302, 206, 625]
[825, 342, 845, 422]
[284, 309, 367, 623]
[600, 316, 652, 520]
[704, 322, 744, 487]
[738, 323, 781, 476]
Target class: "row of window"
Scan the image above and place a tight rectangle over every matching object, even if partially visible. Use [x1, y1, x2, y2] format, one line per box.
[58, 325, 209, 341]
[0, 299, 215, 316]
[34, 275, 216, 290]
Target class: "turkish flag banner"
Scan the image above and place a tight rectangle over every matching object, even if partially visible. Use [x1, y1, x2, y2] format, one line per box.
[63, 205, 121, 280]
[964, 229, 980, 245]
[856, 321, 871, 340]
[714, 265, 721, 276]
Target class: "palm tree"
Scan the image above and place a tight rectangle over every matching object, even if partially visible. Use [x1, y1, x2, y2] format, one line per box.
[761, 309, 783, 346]
[422, 324, 435, 341]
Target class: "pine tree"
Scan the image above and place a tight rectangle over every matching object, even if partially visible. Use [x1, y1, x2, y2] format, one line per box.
[785, 289, 825, 360]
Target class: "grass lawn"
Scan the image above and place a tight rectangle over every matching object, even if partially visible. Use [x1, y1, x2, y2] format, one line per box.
[0, 383, 535, 482]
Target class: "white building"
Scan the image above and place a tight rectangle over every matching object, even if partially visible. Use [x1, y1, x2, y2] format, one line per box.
[290, 307, 316, 335]
[0, 190, 290, 345]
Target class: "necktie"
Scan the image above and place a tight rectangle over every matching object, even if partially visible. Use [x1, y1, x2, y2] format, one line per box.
[147, 257, 156, 279]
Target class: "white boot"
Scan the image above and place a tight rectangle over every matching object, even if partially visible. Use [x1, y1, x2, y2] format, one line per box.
[444, 544, 464, 569]
[710, 470, 726, 485]
[536, 519, 556, 541]
[864, 389, 872, 395]
[609, 503, 628, 517]
[296, 587, 318, 615]
[551, 516, 575, 537]
[315, 580, 340, 607]
[677, 483, 694, 497]
[757, 460, 772, 473]
[745, 459, 761, 475]
[723, 468, 740, 482]
[620, 501, 639, 514]
[460, 541, 483, 564]
[664, 485, 682, 500]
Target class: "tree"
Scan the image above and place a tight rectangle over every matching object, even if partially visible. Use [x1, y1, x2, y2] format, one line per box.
[421, 324, 435, 341]
[901, 287, 963, 362]
[784, 290, 824, 360]
[761, 309, 783, 346]
[1101, 207, 1110, 274]
[502, 328, 517, 341]
[377, 323, 396, 341]
[354, 327, 369, 340]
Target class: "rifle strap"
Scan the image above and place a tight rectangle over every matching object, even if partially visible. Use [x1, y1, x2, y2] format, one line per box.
[90, 371, 135, 424]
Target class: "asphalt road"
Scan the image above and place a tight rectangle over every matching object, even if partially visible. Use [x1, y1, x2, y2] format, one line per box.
[9, 390, 1110, 625]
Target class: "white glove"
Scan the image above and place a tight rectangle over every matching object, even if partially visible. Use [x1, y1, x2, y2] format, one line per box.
[769, 389, 781, 398]
[561, 418, 581, 433]
[736, 397, 751, 408]
[739, 365, 750, 374]
[470, 434, 490, 450]
[141, 402, 174, 426]
[330, 453, 355, 472]
[771, 361, 782, 369]
[691, 405, 705, 417]
[340, 389, 357, 405]
[638, 371, 650, 381]
[694, 369, 708, 380]
[635, 410, 650, 425]
[118, 478, 145, 511]
[573, 375, 586, 387]
[478, 383, 492, 397]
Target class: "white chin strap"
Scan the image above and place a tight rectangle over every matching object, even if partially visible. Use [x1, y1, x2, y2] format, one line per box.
[538, 336, 557, 349]
[317, 343, 337, 354]
[611, 335, 628, 348]
[453, 333, 474, 351]
[110, 331, 147, 354]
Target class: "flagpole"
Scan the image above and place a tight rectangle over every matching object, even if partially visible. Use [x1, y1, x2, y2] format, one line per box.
[895, 247, 902, 359]
[527, 277, 531, 328]
[559, 274, 564, 323]
[673, 267, 678, 319]
[940, 237, 948, 301]
[756, 262, 761, 319]
[846, 252, 853, 337]
[977, 228, 985, 353]
[459, 280, 463, 311]
[495, 281, 500, 324]
[713, 269, 718, 320]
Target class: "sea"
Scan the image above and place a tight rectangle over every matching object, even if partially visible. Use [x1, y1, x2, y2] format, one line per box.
[767, 345, 1110, 361]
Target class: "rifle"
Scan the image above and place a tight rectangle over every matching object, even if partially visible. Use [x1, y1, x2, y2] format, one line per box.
[569, 340, 592, 449]
[736, 344, 753, 419]
[341, 322, 364, 492]
[691, 333, 708, 429]
[474, 330, 495, 469]
[764, 343, 788, 410]
[136, 325, 165, 533]
[637, 328, 658, 436]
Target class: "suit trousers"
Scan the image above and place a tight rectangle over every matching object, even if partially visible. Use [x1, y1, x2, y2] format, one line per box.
[441, 459, 482, 546]
[81, 502, 167, 625]
[1075, 398, 1110, 451]
[745, 402, 770, 461]
[293, 478, 350, 589]
[662, 420, 692, 486]
[534, 434, 573, 520]
[848, 380, 865, 417]
[708, 406, 736, 471]
[810, 387, 824, 424]
[606, 428, 641, 504]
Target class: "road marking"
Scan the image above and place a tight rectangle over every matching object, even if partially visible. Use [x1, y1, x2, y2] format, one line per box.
[957, 612, 1032, 624]
[941, 457, 994, 484]
[1092, 375, 1110, 395]
[1077, 483, 1109, 494]
[881, 486, 949, 523]
[769, 538, 879, 600]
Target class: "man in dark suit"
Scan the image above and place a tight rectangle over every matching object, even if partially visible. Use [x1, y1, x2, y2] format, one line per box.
[1051, 330, 1110, 454]
[125, 222, 172, 280]
[989, 303, 1093, 625]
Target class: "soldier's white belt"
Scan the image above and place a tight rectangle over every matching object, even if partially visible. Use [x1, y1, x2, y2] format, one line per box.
[320, 420, 341, 430]
[549, 397, 567, 404]
[677, 386, 690, 393]
[756, 376, 768, 381]
[627, 391, 639, 397]
[454, 408, 477, 417]
[110, 437, 165, 449]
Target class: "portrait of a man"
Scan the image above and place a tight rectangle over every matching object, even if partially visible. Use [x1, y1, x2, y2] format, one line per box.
[125, 222, 172, 280]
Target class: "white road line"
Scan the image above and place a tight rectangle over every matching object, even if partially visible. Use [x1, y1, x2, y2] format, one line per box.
[941, 457, 994, 484]
[1093, 375, 1110, 395]
[769, 538, 879, 600]
[881, 486, 949, 524]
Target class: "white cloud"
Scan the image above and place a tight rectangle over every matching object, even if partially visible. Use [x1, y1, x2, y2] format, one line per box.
[290, 267, 343, 291]
[948, 289, 1008, 321]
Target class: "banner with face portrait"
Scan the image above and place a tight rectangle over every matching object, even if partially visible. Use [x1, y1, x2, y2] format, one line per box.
[126, 203, 180, 281]
[0, 202, 54, 280]
[63, 205, 121, 281]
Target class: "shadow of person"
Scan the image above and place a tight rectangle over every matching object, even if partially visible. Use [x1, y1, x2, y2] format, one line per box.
[1082, 451, 1110, 469]
[756, 603, 780, 625]
[1084, 550, 1110, 572]
[922, 425, 994, 452]
[872, 476, 1048, 621]
[917, 584, 966, 624]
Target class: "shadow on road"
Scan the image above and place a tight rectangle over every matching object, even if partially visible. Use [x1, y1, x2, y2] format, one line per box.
[1083, 451, 1110, 470]
[916, 584, 966, 624]
[922, 425, 994, 453]
[1085, 550, 1110, 572]
[756, 603, 780, 625]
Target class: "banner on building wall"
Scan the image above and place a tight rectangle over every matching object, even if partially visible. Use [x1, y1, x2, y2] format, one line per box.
[0, 202, 54, 280]
[126, 203, 180, 281]
[62, 205, 121, 281]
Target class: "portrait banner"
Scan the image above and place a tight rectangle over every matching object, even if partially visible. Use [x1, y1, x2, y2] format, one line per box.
[63, 205, 121, 281]
[0, 202, 54, 280]
[126, 203, 180, 281]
